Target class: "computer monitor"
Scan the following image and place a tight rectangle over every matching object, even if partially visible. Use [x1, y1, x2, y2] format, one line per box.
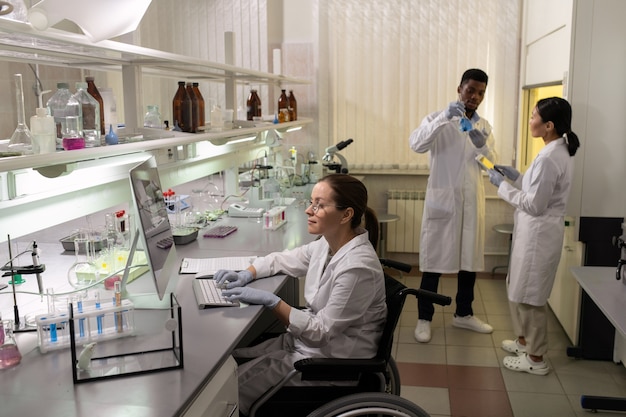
[122, 156, 179, 309]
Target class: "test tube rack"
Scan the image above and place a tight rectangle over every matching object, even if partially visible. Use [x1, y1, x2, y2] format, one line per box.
[263, 205, 287, 230]
[36, 298, 135, 353]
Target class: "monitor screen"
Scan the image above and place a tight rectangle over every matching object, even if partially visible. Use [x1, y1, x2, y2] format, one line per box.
[125, 156, 178, 306]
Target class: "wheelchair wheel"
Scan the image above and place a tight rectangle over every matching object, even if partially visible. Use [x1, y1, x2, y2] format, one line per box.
[306, 392, 430, 417]
[386, 357, 401, 395]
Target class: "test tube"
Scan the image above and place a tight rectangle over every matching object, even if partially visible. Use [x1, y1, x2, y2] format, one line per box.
[95, 292, 103, 334]
[76, 294, 85, 338]
[114, 281, 123, 333]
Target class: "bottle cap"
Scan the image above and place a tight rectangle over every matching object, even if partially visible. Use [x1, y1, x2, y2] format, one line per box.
[57, 82, 69, 89]
[75, 82, 88, 90]
[85, 76, 95, 82]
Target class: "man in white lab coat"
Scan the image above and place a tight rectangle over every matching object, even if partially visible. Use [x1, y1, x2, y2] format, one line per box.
[408, 68, 496, 343]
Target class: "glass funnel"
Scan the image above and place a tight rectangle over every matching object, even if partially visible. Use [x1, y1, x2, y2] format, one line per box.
[8, 73, 33, 154]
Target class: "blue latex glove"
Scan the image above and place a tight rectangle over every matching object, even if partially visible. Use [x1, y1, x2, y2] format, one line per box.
[222, 287, 281, 308]
[445, 101, 465, 120]
[488, 169, 505, 187]
[468, 129, 487, 148]
[494, 164, 520, 181]
[213, 269, 253, 289]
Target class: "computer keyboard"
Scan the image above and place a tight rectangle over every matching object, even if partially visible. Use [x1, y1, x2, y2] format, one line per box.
[192, 278, 239, 308]
[203, 225, 238, 238]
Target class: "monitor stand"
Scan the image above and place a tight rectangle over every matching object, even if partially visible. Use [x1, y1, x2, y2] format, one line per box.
[120, 231, 176, 310]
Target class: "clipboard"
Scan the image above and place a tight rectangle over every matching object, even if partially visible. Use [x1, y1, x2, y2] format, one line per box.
[475, 155, 504, 175]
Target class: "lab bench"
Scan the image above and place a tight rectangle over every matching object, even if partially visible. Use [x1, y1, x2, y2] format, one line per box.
[0, 203, 314, 417]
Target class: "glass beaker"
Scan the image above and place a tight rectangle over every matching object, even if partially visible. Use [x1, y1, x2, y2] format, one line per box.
[68, 231, 100, 289]
[0, 319, 22, 369]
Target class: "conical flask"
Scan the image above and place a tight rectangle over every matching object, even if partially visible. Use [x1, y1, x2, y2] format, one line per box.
[8, 74, 33, 154]
[0, 318, 22, 369]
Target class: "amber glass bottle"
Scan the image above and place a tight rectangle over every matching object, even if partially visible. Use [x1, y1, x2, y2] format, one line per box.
[172, 81, 190, 132]
[247, 89, 263, 120]
[181, 83, 194, 133]
[278, 89, 289, 121]
[288, 90, 297, 121]
[185, 83, 198, 133]
[85, 76, 105, 135]
[192, 83, 205, 129]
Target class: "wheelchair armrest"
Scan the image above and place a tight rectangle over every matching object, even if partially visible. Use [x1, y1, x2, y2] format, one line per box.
[294, 357, 387, 381]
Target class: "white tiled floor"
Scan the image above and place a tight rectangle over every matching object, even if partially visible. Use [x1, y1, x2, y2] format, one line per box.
[392, 273, 626, 417]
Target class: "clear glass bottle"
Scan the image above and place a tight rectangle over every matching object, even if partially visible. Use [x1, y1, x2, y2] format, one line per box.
[67, 231, 99, 289]
[100, 87, 117, 133]
[8, 73, 33, 154]
[72, 82, 101, 147]
[62, 115, 85, 150]
[47, 82, 81, 144]
[210, 104, 224, 130]
[86, 76, 105, 135]
[192, 82, 205, 130]
[144, 105, 162, 129]
[30, 107, 56, 154]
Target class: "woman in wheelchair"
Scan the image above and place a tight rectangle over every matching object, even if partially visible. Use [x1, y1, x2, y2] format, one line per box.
[214, 174, 386, 416]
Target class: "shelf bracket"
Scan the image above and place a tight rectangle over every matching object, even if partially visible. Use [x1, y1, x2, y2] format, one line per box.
[35, 163, 77, 178]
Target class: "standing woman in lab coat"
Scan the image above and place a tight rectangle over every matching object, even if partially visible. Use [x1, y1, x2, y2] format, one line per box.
[214, 174, 386, 416]
[488, 97, 580, 375]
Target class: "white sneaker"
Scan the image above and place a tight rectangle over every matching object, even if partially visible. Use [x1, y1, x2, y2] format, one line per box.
[414, 319, 431, 343]
[452, 314, 493, 334]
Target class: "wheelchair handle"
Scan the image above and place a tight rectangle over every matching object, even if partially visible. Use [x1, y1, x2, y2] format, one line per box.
[379, 258, 412, 273]
[413, 288, 452, 306]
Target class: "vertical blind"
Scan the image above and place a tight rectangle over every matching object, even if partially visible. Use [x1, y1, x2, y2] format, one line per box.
[316, 0, 521, 168]
[135, 0, 520, 167]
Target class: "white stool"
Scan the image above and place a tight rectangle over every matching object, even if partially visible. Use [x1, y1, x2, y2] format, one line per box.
[378, 213, 400, 258]
[492, 223, 514, 276]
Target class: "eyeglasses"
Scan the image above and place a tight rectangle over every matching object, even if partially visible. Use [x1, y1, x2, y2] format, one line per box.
[307, 200, 345, 214]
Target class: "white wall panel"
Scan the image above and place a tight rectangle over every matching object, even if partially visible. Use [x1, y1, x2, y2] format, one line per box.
[524, 28, 571, 86]
[525, 0, 573, 45]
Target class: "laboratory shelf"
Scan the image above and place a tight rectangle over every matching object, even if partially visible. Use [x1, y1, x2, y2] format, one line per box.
[0, 18, 309, 86]
[0, 118, 311, 176]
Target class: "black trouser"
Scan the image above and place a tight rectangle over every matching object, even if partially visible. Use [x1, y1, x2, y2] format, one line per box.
[418, 270, 476, 321]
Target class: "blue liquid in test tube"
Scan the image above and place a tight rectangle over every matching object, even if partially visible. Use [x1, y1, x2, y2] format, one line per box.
[77, 299, 85, 338]
[95, 293, 103, 334]
[50, 322, 57, 342]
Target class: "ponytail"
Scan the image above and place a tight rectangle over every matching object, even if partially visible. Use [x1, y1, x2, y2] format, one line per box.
[363, 207, 379, 250]
[563, 131, 580, 156]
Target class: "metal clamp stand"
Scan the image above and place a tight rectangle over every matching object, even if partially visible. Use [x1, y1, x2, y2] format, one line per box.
[2, 236, 46, 332]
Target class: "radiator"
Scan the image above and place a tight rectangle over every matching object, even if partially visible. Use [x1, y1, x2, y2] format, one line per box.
[386, 189, 425, 253]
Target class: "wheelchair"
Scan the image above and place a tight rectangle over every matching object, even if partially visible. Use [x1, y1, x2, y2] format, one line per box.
[247, 259, 452, 417]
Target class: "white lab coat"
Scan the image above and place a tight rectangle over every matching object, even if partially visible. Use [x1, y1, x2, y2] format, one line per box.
[497, 138, 573, 306]
[251, 228, 387, 358]
[409, 110, 497, 273]
[235, 229, 387, 414]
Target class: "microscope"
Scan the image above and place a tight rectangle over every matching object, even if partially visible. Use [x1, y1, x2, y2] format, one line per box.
[322, 138, 353, 174]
